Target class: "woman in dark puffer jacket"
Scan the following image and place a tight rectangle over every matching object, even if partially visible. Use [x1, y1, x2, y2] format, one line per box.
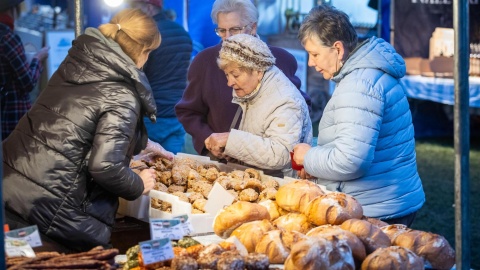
[3, 8, 171, 252]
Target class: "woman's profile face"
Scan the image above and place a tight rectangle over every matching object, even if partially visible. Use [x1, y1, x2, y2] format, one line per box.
[223, 64, 263, 97]
[304, 37, 340, 80]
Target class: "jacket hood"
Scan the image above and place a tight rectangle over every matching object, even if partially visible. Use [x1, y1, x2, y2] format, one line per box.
[333, 37, 406, 83]
[59, 28, 157, 121]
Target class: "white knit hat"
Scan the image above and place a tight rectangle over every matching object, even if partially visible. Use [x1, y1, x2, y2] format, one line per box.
[219, 34, 276, 71]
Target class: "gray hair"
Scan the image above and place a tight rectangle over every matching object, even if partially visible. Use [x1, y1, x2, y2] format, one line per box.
[298, 5, 358, 52]
[211, 0, 258, 26]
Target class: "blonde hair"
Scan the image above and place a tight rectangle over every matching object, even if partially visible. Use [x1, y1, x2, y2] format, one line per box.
[98, 8, 161, 65]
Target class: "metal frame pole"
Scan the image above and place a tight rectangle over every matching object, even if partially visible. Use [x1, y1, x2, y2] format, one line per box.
[74, 0, 84, 38]
[453, 0, 471, 269]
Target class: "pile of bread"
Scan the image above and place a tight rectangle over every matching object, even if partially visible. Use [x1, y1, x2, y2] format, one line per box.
[213, 179, 456, 270]
[130, 156, 281, 214]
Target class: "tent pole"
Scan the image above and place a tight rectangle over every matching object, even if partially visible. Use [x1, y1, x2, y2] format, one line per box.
[74, 0, 84, 38]
[453, 0, 471, 269]
[389, 0, 394, 46]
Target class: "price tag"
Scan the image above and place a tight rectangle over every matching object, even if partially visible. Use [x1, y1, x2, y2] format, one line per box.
[5, 225, 42, 247]
[150, 219, 184, 240]
[139, 238, 174, 265]
[4, 239, 36, 258]
[173, 214, 194, 235]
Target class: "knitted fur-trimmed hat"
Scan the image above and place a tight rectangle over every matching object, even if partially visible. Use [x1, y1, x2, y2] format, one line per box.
[219, 34, 275, 71]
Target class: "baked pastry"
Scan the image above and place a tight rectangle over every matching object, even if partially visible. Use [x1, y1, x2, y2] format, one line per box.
[231, 219, 274, 253]
[284, 234, 355, 270]
[307, 224, 366, 263]
[304, 192, 363, 226]
[380, 224, 410, 244]
[170, 255, 198, 270]
[394, 229, 455, 269]
[340, 218, 390, 254]
[258, 199, 281, 220]
[254, 229, 306, 264]
[272, 213, 313, 234]
[361, 246, 424, 270]
[217, 251, 244, 270]
[275, 179, 324, 213]
[244, 253, 269, 270]
[213, 201, 270, 238]
[361, 216, 389, 228]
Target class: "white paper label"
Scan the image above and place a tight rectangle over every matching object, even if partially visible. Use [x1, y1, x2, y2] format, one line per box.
[173, 214, 195, 235]
[150, 219, 184, 240]
[139, 238, 174, 265]
[5, 225, 42, 248]
[204, 182, 235, 214]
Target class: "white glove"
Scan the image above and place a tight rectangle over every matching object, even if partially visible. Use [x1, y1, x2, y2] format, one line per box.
[144, 139, 174, 160]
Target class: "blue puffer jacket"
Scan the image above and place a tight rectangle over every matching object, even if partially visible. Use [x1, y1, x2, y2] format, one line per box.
[304, 37, 425, 219]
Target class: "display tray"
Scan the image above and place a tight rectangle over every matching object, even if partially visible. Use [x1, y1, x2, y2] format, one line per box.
[118, 153, 292, 235]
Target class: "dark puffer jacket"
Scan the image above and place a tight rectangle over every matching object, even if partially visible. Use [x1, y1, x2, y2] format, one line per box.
[2, 28, 156, 251]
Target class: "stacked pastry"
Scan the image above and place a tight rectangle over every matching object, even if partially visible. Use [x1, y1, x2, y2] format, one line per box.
[211, 179, 456, 270]
[131, 156, 281, 214]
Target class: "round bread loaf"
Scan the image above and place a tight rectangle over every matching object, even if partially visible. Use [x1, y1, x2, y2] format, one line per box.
[304, 192, 363, 226]
[254, 230, 306, 264]
[380, 224, 410, 244]
[275, 180, 324, 213]
[394, 229, 455, 270]
[272, 213, 313, 234]
[307, 224, 366, 263]
[284, 234, 355, 270]
[213, 201, 270, 238]
[361, 216, 389, 228]
[340, 218, 390, 254]
[258, 199, 281, 220]
[231, 219, 274, 253]
[361, 246, 424, 270]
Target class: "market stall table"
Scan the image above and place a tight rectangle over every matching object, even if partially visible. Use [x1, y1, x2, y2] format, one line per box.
[401, 75, 480, 108]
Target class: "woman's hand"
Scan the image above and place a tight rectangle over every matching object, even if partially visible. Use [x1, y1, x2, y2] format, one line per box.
[297, 168, 315, 179]
[205, 132, 229, 158]
[34, 46, 50, 62]
[139, 168, 156, 195]
[145, 139, 174, 160]
[293, 143, 311, 166]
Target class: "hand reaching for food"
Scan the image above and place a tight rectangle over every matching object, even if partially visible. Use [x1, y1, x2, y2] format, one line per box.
[139, 168, 156, 195]
[145, 139, 174, 160]
[205, 132, 229, 158]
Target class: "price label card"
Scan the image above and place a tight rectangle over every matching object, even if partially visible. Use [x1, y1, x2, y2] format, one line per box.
[4, 239, 36, 258]
[5, 225, 42, 247]
[150, 219, 184, 240]
[173, 214, 194, 235]
[139, 238, 174, 265]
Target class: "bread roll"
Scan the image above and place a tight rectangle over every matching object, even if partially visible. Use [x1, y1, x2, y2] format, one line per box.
[380, 224, 410, 244]
[275, 180, 324, 213]
[258, 199, 281, 220]
[361, 246, 424, 270]
[361, 216, 389, 228]
[284, 235, 355, 270]
[231, 219, 274, 253]
[394, 230, 455, 269]
[340, 219, 390, 254]
[307, 224, 366, 263]
[273, 213, 313, 234]
[213, 201, 270, 238]
[254, 230, 306, 264]
[304, 192, 363, 226]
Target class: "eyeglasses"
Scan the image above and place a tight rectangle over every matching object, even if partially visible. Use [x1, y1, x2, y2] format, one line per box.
[214, 23, 251, 37]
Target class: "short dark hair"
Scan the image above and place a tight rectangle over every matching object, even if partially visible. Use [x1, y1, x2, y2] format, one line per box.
[298, 5, 358, 52]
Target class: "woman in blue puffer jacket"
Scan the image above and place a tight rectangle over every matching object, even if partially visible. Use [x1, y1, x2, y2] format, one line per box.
[292, 5, 425, 226]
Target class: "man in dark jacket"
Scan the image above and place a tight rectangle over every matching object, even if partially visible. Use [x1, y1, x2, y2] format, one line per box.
[175, 0, 311, 157]
[130, 0, 193, 154]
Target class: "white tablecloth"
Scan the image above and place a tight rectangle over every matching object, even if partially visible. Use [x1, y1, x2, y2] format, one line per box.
[401, 75, 480, 108]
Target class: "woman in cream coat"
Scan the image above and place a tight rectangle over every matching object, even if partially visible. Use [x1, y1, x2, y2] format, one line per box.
[204, 33, 312, 177]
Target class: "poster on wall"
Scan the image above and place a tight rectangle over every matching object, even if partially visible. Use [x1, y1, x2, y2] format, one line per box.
[45, 30, 75, 79]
